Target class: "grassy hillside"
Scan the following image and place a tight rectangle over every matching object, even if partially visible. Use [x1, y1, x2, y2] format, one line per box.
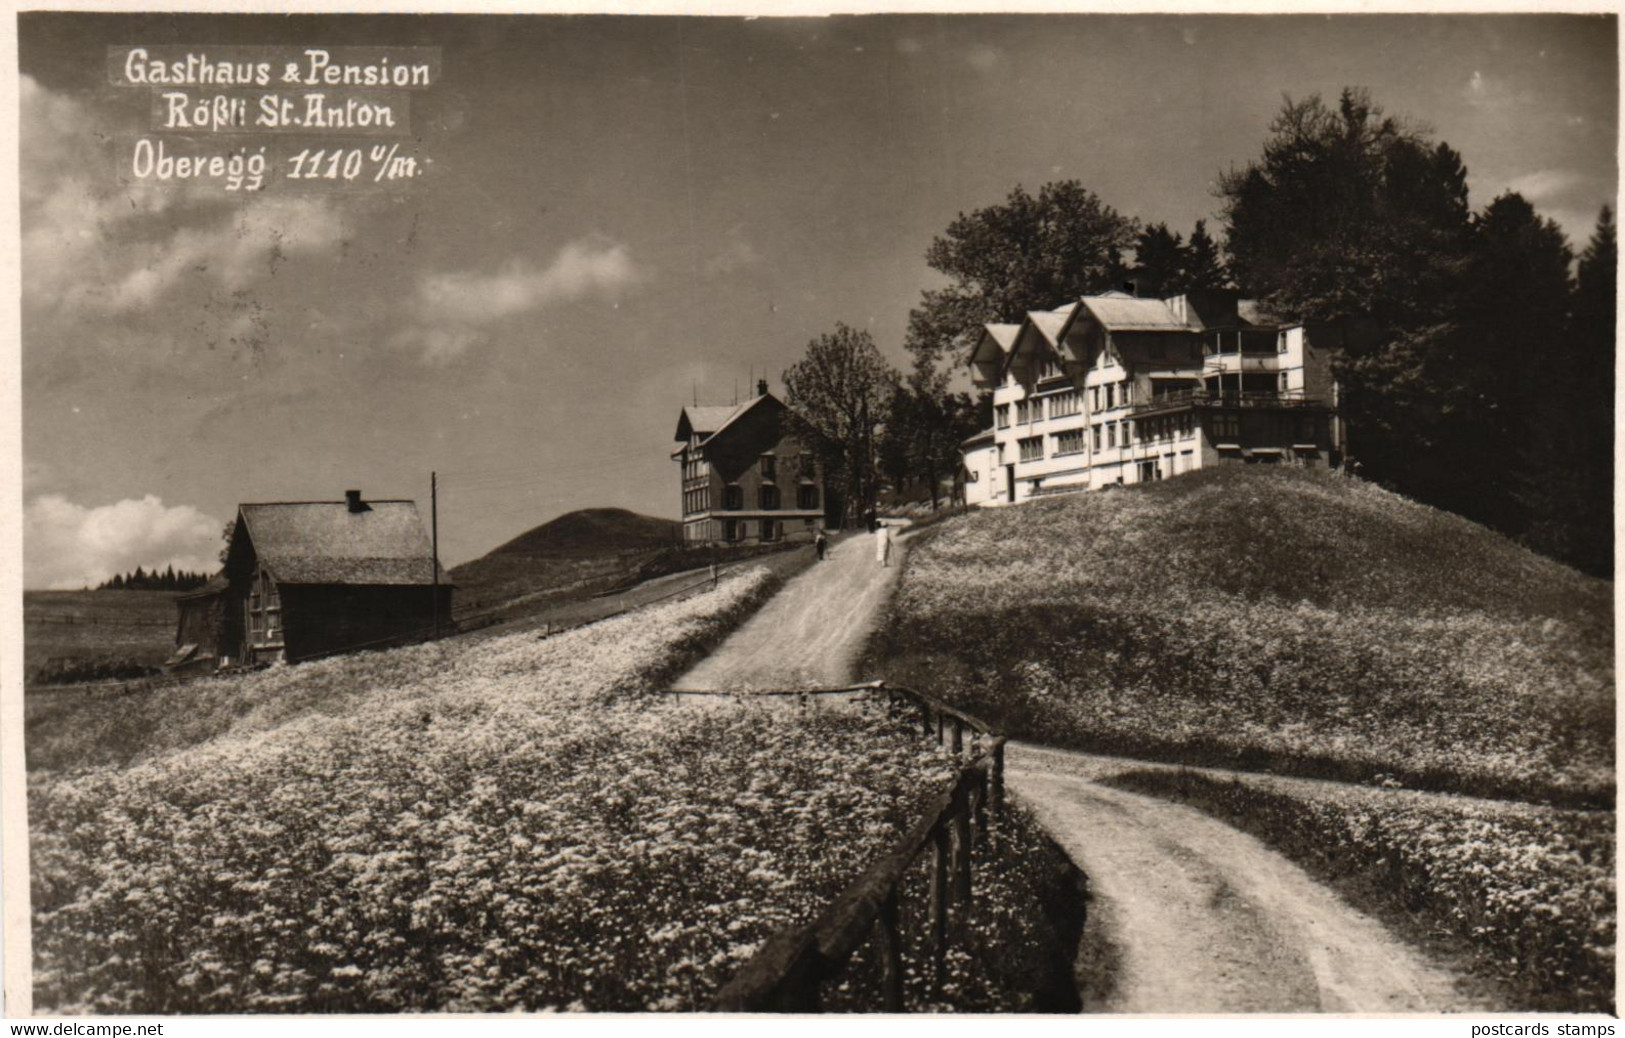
[29, 569, 953, 1012]
[24, 590, 177, 684]
[871, 467, 1613, 806]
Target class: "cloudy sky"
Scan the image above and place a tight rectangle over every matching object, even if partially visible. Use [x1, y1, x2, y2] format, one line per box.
[18, 12, 1616, 586]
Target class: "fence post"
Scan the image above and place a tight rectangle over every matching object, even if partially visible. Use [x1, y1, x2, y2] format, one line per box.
[929, 824, 948, 994]
[952, 780, 972, 907]
[972, 769, 988, 845]
[990, 742, 1005, 850]
[935, 709, 945, 748]
[877, 888, 904, 1013]
[920, 700, 933, 737]
[950, 717, 963, 757]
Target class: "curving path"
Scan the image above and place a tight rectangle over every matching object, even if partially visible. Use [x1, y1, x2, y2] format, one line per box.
[673, 523, 1490, 1012]
[671, 527, 906, 691]
[1007, 743, 1490, 1013]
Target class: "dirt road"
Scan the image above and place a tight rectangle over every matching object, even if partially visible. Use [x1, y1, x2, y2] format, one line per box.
[671, 529, 903, 691]
[671, 527, 1490, 1012]
[1007, 743, 1489, 1013]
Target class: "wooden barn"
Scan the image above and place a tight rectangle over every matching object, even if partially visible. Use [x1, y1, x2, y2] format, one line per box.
[193, 490, 452, 666]
[167, 574, 232, 672]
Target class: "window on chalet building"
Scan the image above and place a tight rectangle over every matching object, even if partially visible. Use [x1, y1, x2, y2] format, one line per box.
[797, 484, 819, 510]
[760, 454, 776, 480]
[1093, 424, 1102, 451]
[1105, 384, 1115, 409]
[1018, 436, 1044, 462]
[725, 520, 741, 542]
[1091, 387, 1100, 412]
[995, 404, 1010, 429]
[1050, 390, 1081, 418]
[759, 485, 780, 510]
[1107, 423, 1117, 448]
[761, 519, 780, 542]
[1055, 428, 1085, 455]
[724, 485, 743, 510]
[1122, 381, 1133, 406]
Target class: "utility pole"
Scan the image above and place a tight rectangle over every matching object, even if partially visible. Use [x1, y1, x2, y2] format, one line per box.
[430, 471, 440, 640]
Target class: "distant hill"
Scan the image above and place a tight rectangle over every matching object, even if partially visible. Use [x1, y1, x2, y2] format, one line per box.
[487, 508, 681, 559]
[449, 508, 682, 622]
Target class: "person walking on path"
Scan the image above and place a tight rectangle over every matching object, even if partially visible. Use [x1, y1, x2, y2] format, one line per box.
[815, 530, 828, 561]
[875, 524, 891, 567]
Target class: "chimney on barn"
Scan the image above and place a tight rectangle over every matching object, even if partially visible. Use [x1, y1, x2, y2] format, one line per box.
[757, 378, 768, 398]
[1122, 279, 1139, 297]
[346, 489, 365, 514]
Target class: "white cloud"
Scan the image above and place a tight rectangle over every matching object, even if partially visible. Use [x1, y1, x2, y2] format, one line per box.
[20, 74, 350, 319]
[966, 44, 1001, 72]
[1505, 168, 1584, 206]
[25, 494, 223, 590]
[392, 237, 639, 364]
[702, 234, 764, 278]
[1491, 168, 1609, 244]
[1464, 70, 1534, 111]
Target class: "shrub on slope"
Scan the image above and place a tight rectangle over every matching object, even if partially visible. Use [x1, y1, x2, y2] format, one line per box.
[874, 468, 1612, 804]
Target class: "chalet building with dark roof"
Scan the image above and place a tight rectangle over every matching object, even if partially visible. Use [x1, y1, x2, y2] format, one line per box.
[673, 381, 829, 544]
[173, 489, 451, 667]
[964, 288, 1375, 505]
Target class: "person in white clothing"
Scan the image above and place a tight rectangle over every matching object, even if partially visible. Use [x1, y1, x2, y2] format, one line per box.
[875, 524, 891, 567]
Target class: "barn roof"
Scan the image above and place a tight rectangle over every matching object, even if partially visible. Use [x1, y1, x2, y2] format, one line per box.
[238, 500, 449, 587]
[177, 573, 229, 601]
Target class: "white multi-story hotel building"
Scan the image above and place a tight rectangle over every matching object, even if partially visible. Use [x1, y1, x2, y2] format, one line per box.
[963, 289, 1356, 507]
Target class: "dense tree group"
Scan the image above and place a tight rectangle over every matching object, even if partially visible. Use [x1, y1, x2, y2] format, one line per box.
[97, 565, 213, 591]
[1219, 89, 1612, 576]
[788, 87, 1612, 573]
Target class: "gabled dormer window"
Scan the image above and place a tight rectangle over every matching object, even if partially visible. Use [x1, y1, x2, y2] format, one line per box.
[760, 454, 776, 481]
[724, 485, 743, 510]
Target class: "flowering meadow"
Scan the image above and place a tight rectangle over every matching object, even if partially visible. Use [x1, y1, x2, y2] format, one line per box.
[1108, 768, 1615, 1011]
[873, 468, 1613, 805]
[30, 569, 969, 1012]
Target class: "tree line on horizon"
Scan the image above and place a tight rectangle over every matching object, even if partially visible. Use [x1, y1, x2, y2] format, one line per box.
[782, 88, 1614, 578]
[96, 565, 213, 592]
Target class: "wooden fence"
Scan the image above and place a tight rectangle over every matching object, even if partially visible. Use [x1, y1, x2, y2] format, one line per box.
[675, 681, 1005, 1013]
